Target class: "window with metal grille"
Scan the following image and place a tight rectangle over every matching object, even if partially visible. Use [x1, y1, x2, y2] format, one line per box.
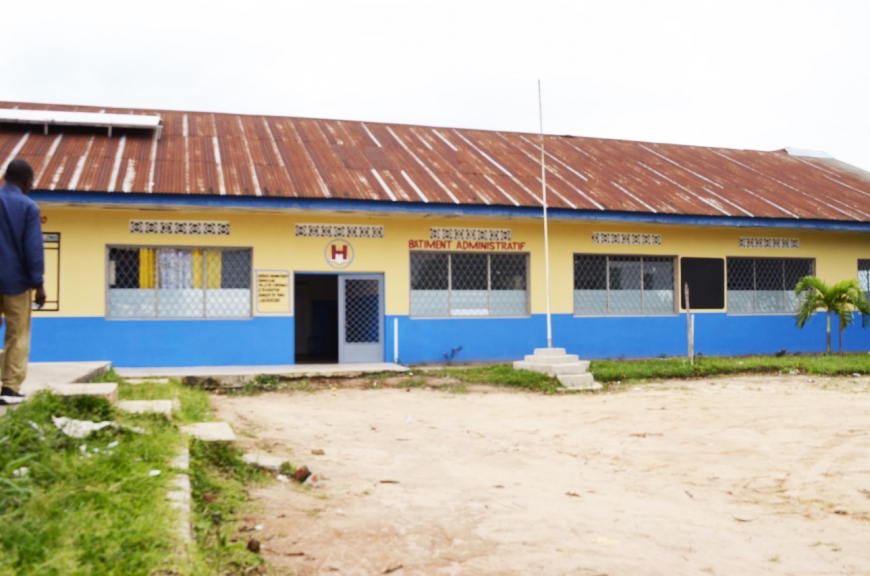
[726, 257, 814, 314]
[107, 246, 253, 319]
[573, 255, 676, 315]
[859, 260, 870, 300]
[409, 252, 528, 317]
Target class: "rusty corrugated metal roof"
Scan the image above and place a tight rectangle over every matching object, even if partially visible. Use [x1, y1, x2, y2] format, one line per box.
[2, 101, 869, 221]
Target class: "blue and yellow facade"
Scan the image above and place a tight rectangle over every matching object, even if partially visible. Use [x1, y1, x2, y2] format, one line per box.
[5, 102, 870, 367]
[21, 192, 870, 367]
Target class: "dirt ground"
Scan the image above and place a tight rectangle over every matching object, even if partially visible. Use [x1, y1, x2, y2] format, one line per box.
[212, 375, 870, 576]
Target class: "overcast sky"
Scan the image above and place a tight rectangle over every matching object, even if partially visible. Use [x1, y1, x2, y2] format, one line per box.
[3, 1, 869, 170]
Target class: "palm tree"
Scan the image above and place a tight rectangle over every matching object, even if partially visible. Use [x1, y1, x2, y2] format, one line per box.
[794, 276, 870, 353]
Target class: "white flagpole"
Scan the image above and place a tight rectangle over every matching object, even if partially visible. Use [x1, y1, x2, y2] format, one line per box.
[539, 80, 553, 349]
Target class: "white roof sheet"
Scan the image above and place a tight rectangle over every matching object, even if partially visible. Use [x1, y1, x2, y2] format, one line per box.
[0, 108, 161, 129]
[785, 147, 833, 159]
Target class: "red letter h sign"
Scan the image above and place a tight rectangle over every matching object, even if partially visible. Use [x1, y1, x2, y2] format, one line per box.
[331, 244, 348, 262]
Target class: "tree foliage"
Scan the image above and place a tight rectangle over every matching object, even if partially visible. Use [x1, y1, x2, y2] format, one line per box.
[794, 276, 870, 353]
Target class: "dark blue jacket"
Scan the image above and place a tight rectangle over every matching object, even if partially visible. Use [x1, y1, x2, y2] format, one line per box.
[0, 184, 44, 295]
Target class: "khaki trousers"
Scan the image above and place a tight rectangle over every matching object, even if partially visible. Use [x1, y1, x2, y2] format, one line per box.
[0, 291, 32, 392]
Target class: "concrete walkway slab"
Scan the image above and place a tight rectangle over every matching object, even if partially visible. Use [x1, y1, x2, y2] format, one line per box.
[180, 421, 236, 441]
[242, 452, 285, 471]
[1, 362, 113, 416]
[116, 363, 408, 380]
[26, 361, 111, 386]
[117, 400, 174, 417]
[125, 377, 171, 385]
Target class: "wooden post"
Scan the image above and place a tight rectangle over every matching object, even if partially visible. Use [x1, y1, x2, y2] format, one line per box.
[685, 282, 694, 365]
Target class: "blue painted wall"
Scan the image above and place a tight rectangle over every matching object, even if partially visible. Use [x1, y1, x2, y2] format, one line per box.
[387, 315, 550, 364]
[390, 313, 870, 364]
[3, 312, 867, 366]
[13, 316, 295, 367]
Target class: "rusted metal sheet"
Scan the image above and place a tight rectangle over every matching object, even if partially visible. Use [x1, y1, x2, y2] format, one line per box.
[1, 100, 870, 221]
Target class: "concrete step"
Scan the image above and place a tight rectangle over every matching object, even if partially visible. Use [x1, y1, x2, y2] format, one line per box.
[167, 473, 193, 542]
[170, 448, 190, 471]
[180, 421, 236, 442]
[25, 361, 112, 386]
[532, 348, 567, 356]
[243, 453, 285, 471]
[522, 354, 580, 364]
[125, 377, 171, 385]
[117, 400, 174, 417]
[558, 373, 603, 391]
[513, 360, 590, 376]
[21, 383, 119, 403]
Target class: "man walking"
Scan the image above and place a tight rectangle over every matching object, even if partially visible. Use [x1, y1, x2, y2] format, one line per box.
[0, 159, 46, 405]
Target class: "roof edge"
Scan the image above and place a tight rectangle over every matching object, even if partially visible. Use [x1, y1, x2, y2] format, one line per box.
[30, 190, 870, 233]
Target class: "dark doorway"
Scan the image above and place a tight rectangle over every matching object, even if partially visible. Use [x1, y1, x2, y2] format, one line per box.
[294, 274, 338, 364]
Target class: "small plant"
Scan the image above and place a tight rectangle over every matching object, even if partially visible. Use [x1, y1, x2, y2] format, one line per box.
[443, 346, 463, 364]
[212, 511, 226, 574]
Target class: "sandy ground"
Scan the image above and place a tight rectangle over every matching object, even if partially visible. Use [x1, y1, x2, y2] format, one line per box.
[211, 376, 870, 576]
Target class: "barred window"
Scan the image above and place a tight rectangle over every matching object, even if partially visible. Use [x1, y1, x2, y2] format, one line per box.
[727, 257, 814, 314]
[409, 252, 528, 317]
[859, 260, 870, 300]
[574, 255, 675, 315]
[107, 246, 252, 319]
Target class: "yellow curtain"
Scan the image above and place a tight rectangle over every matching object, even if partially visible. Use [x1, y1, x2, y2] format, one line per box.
[139, 249, 155, 288]
[192, 250, 204, 289]
[206, 250, 222, 289]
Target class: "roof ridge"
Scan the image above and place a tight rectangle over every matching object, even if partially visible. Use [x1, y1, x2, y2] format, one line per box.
[0, 100, 763, 154]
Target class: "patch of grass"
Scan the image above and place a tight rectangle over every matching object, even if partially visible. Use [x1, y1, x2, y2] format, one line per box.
[189, 439, 273, 574]
[93, 367, 124, 384]
[359, 371, 407, 381]
[448, 384, 469, 394]
[224, 375, 316, 396]
[430, 364, 562, 394]
[119, 382, 211, 424]
[0, 391, 184, 574]
[590, 353, 870, 385]
[399, 377, 426, 388]
[97, 368, 212, 423]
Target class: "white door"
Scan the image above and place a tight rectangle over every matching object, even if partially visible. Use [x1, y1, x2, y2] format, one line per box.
[338, 275, 384, 363]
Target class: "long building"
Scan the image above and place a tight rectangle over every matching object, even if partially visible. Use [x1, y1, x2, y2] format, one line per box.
[2, 102, 870, 367]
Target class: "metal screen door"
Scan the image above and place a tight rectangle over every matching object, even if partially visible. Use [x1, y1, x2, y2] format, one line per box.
[338, 275, 384, 363]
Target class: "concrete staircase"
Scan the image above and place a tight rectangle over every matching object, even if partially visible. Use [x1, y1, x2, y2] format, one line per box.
[513, 348, 602, 391]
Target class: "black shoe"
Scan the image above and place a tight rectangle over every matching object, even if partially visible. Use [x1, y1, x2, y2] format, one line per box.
[0, 387, 25, 404]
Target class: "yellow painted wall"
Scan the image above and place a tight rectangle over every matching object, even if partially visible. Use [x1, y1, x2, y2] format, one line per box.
[35, 205, 870, 318]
